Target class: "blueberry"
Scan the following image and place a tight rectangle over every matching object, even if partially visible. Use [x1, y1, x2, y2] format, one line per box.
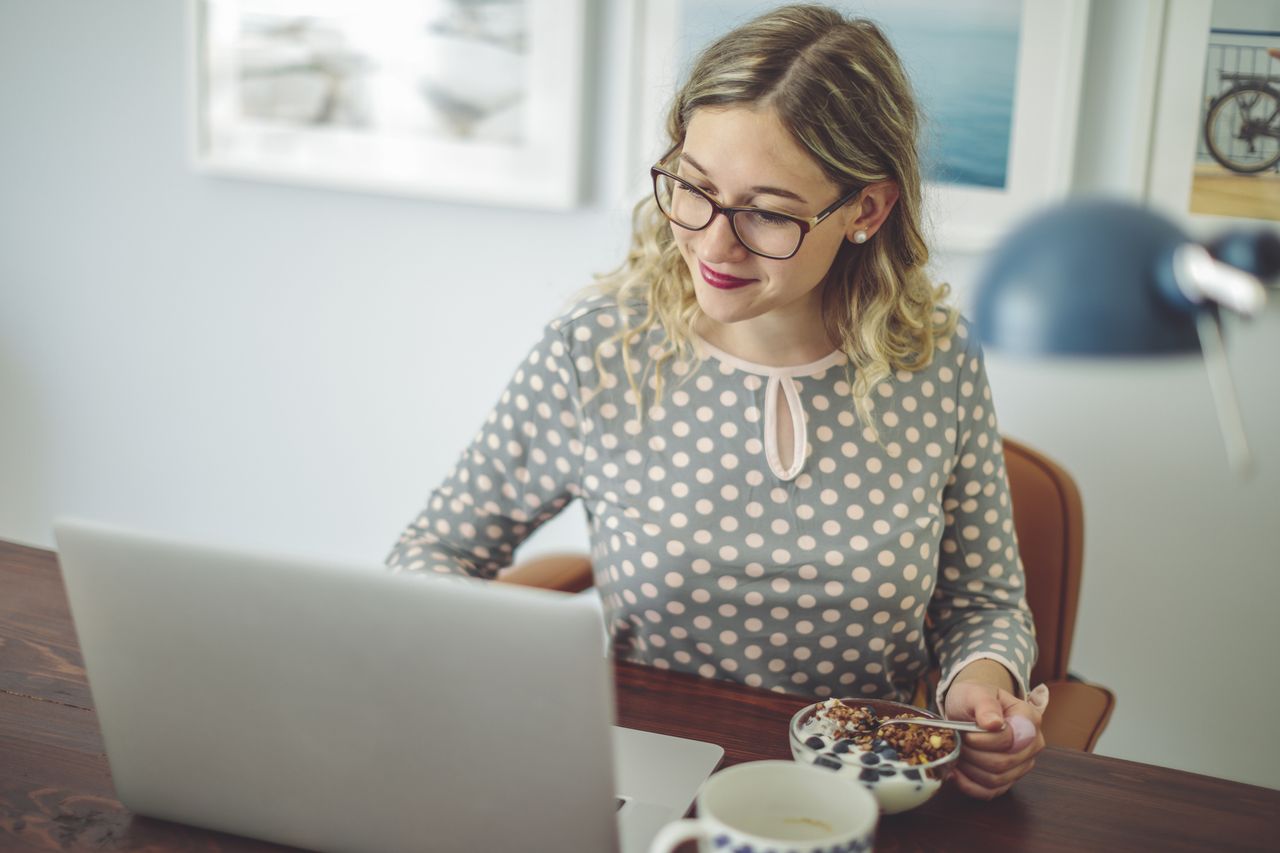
[903, 769, 921, 781]
[878, 766, 896, 776]
[871, 738, 887, 750]
[804, 736, 826, 751]
[833, 739, 853, 754]
[859, 752, 881, 766]
[877, 747, 900, 761]
[814, 755, 843, 771]
[859, 768, 880, 783]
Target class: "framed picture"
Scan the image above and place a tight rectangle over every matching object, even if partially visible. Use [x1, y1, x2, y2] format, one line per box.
[189, 0, 587, 209]
[1146, 0, 1280, 229]
[627, 0, 1090, 250]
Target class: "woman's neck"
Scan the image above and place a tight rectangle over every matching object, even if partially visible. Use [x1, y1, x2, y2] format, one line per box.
[694, 299, 838, 367]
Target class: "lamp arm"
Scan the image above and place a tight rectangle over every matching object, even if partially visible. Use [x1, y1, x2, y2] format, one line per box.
[1195, 312, 1254, 478]
[1172, 244, 1268, 317]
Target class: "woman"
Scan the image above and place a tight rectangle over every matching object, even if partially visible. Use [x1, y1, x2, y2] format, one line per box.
[387, 4, 1045, 799]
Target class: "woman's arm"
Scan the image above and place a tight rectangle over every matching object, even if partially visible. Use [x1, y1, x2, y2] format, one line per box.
[927, 323, 1045, 798]
[926, 323, 1037, 707]
[385, 320, 586, 579]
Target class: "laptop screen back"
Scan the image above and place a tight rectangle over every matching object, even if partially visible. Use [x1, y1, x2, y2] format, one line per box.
[55, 519, 620, 853]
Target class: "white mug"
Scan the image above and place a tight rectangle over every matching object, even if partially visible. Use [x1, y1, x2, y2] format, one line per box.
[648, 760, 877, 853]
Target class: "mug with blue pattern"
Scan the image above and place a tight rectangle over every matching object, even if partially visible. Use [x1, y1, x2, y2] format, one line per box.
[648, 760, 877, 853]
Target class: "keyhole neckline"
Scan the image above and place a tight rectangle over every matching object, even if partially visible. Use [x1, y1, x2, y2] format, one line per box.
[691, 334, 847, 378]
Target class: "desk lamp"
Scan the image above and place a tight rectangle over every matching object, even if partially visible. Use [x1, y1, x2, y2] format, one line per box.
[973, 199, 1274, 475]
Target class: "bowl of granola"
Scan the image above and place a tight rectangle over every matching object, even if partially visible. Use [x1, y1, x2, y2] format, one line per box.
[789, 697, 962, 814]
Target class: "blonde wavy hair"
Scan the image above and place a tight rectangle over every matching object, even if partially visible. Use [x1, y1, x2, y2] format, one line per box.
[592, 3, 956, 434]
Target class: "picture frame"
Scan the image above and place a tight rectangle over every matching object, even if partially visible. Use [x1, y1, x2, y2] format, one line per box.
[626, 0, 1090, 251]
[189, 0, 587, 210]
[1145, 0, 1280, 232]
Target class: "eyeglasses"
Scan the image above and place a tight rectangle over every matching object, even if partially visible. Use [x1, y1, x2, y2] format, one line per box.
[651, 164, 863, 260]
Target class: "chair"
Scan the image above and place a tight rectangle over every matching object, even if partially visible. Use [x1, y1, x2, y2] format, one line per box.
[500, 436, 1115, 751]
[994, 437, 1114, 751]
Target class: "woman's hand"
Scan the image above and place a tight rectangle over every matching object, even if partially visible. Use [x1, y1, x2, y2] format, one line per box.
[943, 674, 1045, 800]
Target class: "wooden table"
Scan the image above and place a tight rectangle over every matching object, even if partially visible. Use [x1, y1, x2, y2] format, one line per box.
[1, 539, 1275, 851]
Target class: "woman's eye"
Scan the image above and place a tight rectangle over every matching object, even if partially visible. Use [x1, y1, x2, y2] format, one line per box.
[748, 210, 793, 227]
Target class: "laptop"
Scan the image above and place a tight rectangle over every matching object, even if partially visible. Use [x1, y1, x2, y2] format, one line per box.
[54, 518, 723, 853]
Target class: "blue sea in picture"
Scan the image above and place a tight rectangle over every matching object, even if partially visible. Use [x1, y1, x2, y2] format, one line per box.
[676, 0, 1021, 189]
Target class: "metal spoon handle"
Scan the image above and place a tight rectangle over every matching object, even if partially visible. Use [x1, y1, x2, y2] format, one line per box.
[876, 717, 993, 734]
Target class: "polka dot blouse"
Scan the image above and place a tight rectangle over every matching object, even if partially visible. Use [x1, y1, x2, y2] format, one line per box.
[387, 297, 1037, 705]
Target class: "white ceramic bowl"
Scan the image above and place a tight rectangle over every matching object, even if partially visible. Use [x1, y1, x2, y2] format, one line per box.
[789, 697, 962, 814]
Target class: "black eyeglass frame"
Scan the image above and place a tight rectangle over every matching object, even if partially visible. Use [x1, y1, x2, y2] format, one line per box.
[650, 164, 864, 260]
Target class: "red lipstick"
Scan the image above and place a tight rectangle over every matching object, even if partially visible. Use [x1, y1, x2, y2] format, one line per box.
[699, 261, 755, 290]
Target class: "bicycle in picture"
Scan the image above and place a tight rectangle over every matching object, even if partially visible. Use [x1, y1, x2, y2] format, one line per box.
[1203, 47, 1280, 175]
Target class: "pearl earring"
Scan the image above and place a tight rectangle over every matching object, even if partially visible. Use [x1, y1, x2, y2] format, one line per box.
[853, 230, 869, 244]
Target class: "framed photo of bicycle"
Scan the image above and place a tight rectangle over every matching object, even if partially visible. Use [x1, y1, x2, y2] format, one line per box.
[627, 0, 1090, 250]
[189, 0, 588, 209]
[1146, 0, 1280, 226]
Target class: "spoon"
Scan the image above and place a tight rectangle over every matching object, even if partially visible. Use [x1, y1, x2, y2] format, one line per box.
[874, 717, 998, 735]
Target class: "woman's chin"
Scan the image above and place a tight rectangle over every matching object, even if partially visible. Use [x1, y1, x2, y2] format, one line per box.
[693, 282, 761, 327]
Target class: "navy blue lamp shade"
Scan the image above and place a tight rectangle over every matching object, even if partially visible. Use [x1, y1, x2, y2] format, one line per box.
[973, 200, 1202, 355]
[971, 198, 1272, 474]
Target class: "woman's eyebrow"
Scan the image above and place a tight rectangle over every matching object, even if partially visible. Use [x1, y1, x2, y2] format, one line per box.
[679, 153, 809, 205]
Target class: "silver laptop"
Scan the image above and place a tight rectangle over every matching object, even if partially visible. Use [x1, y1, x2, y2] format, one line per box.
[54, 518, 722, 853]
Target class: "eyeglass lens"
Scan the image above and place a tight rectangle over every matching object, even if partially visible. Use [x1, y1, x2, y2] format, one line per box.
[654, 172, 804, 258]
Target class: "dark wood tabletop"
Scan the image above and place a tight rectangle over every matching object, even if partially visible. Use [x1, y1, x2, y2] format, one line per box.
[1, 538, 1276, 851]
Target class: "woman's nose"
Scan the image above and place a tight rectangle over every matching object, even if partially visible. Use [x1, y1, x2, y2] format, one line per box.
[698, 211, 749, 262]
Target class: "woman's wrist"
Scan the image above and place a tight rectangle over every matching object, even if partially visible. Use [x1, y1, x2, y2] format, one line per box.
[948, 659, 1016, 700]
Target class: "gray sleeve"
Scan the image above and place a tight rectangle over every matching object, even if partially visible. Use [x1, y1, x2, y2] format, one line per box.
[927, 327, 1038, 700]
[385, 322, 585, 579]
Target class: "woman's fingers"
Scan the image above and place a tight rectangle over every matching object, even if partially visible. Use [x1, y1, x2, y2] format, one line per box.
[956, 754, 1037, 791]
[960, 732, 1044, 775]
[950, 766, 1013, 801]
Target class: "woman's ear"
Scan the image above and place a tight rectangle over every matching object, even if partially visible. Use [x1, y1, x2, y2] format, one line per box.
[845, 181, 901, 242]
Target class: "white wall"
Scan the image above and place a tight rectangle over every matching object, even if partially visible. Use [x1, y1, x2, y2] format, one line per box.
[1, 0, 1277, 788]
